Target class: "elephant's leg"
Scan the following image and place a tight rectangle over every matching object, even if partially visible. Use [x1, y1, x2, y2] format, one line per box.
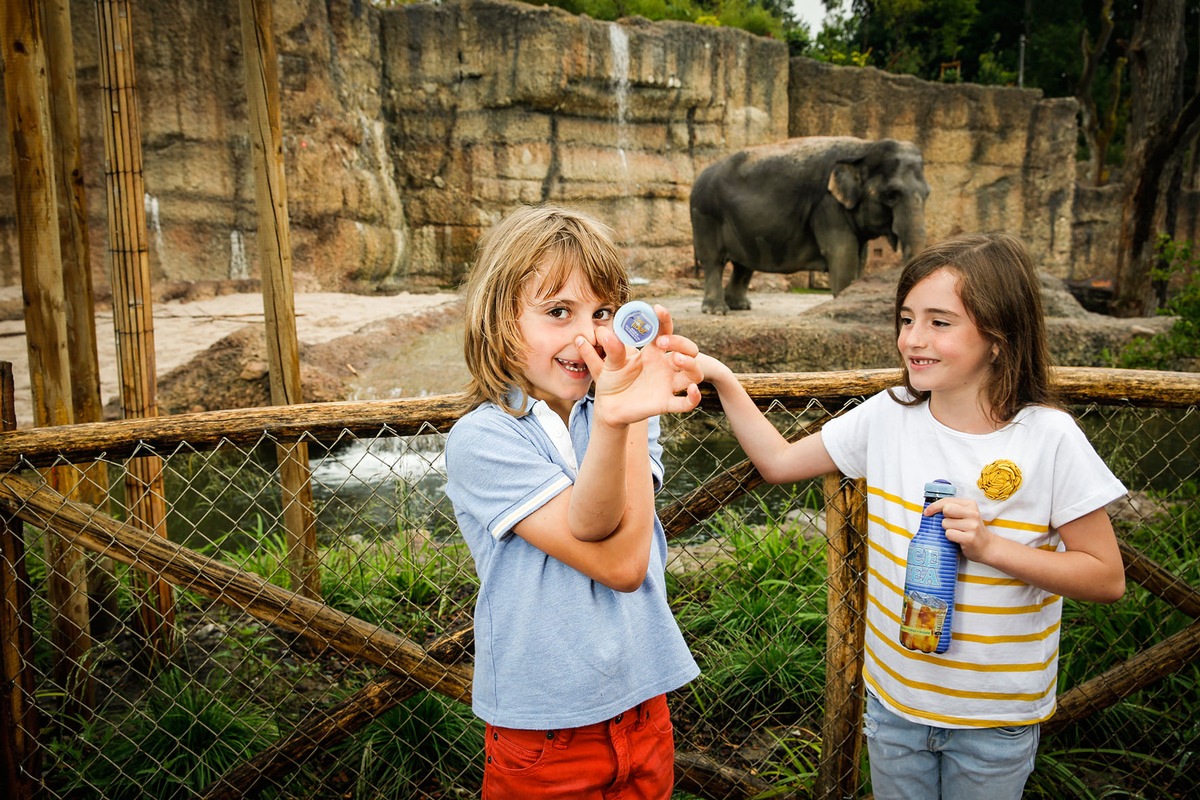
[701, 259, 729, 315]
[726, 263, 753, 310]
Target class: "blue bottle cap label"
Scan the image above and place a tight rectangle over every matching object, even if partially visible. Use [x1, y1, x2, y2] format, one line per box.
[614, 301, 659, 348]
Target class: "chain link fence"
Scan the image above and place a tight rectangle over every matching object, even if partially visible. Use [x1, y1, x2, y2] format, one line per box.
[1, 374, 1198, 799]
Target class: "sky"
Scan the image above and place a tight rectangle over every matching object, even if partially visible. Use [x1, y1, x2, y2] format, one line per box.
[792, 0, 829, 34]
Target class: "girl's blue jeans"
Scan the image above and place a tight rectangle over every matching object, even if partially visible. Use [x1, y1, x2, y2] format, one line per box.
[863, 693, 1039, 800]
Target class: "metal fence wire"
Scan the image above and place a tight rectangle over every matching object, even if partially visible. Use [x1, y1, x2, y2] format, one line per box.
[1, 374, 1198, 800]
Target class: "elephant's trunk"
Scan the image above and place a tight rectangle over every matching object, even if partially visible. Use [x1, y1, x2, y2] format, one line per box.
[893, 202, 927, 261]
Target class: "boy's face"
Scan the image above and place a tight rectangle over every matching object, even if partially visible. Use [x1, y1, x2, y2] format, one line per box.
[516, 263, 616, 422]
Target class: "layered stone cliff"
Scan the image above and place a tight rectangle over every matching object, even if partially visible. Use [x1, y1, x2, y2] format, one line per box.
[2, 0, 1188, 296]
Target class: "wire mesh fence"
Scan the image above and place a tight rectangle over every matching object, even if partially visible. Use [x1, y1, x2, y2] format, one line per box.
[1, 371, 1198, 799]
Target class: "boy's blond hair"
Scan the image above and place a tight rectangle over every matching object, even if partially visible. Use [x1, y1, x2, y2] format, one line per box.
[462, 205, 630, 415]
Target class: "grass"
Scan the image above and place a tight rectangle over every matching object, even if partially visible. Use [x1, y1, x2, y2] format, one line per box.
[48, 670, 279, 799]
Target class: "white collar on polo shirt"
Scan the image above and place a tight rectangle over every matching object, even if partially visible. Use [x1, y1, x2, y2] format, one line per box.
[530, 400, 579, 472]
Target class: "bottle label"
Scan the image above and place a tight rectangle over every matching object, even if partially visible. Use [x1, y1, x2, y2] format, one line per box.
[900, 590, 948, 653]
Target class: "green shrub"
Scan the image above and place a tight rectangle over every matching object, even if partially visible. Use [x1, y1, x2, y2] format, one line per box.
[1117, 234, 1200, 371]
[51, 671, 277, 799]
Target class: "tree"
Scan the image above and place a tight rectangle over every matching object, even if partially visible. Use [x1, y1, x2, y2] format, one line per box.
[1076, 0, 1126, 185]
[1112, 0, 1200, 317]
[850, 0, 980, 78]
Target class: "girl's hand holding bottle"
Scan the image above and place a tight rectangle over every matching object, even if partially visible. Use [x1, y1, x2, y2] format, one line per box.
[930, 496, 997, 564]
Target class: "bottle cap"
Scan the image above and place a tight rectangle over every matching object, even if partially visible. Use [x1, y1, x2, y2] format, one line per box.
[924, 479, 957, 499]
[613, 301, 659, 348]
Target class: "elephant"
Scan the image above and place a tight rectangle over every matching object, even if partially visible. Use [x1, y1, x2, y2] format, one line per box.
[689, 136, 930, 314]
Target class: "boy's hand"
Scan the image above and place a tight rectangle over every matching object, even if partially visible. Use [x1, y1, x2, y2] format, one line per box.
[579, 305, 702, 425]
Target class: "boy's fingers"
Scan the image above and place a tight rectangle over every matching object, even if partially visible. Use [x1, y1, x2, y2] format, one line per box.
[653, 304, 674, 337]
[667, 384, 702, 412]
[590, 327, 628, 369]
[674, 352, 703, 383]
[576, 334, 606, 375]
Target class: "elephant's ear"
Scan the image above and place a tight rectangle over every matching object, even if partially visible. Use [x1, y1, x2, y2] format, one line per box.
[828, 160, 863, 209]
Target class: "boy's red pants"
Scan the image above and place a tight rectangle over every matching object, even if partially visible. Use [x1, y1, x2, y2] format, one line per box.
[482, 693, 675, 799]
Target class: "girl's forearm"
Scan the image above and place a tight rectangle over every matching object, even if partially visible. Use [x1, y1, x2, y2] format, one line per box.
[975, 536, 1126, 603]
[965, 509, 1126, 603]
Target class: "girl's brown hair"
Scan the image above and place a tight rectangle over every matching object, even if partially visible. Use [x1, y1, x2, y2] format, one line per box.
[892, 232, 1056, 423]
[462, 204, 630, 415]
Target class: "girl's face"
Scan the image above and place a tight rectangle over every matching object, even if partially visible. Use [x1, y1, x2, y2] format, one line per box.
[898, 268, 997, 413]
[516, 263, 616, 421]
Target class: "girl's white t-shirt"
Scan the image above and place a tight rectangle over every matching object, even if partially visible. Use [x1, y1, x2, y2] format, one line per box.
[822, 389, 1126, 728]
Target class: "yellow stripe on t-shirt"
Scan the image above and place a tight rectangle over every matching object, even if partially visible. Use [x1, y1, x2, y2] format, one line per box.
[868, 538, 908, 571]
[867, 618, 1058, 673]
[869, 485, 919, 512]
[988, 517, 1050, 534]
[863, 671, 1059, 728]
[867, 592, 1063, 645]
[957, 596, 1061, 615]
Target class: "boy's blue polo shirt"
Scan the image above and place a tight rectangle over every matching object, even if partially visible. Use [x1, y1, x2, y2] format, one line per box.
[445, 394, 699, 729]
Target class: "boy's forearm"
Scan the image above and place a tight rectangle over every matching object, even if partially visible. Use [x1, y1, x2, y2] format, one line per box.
[568, 419, 647, 541]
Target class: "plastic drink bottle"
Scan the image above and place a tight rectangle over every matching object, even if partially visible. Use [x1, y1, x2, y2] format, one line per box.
[899, 479, 959, 654]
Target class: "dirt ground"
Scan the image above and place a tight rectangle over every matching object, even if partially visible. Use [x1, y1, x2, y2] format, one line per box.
[0, 284, 461, 429]
[0, 281, 843, 429]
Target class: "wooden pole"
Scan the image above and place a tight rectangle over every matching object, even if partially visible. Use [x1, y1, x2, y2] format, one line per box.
[238, 0, 319, 600]
[94, 0, 174, 664]
[0, 362, 39, 799]
[0, 368, 1196, 471]
[1, 0, 94, 717]
[817, 474, 868, 800]
[43, 0, 120, 642]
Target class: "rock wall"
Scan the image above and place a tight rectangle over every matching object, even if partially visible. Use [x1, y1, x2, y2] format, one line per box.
[0, 0, 1189, 295]
[788, 59, 1078, 278]
[0, 0, 398, 293]
[382, 1, 787, 287]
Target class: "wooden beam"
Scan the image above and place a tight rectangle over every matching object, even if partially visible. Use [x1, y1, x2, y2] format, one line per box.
[1045, 617, 1200, 735]
[0, 473, 473, 700]
[1, 0, 93, 718]
[0, 363, 39, 798]
[0, 368, 1195, 471]
[238, 0, 319, 601]
[94, 0, 174, 662]
[818, 474, 868, 799]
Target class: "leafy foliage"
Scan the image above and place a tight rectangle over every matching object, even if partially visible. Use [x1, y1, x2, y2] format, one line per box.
[1116, 235, 1200, 371]
[329, 692, 484, 798]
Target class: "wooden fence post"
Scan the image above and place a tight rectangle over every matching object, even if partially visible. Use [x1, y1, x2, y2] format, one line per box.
[43, 0, 121, 641]
[94, 0, 175, 664]
[238, 0, 319, 600]
[1, 0, 95, 719]
[818, 473, 868, 799]
[0, 362, 40, 799]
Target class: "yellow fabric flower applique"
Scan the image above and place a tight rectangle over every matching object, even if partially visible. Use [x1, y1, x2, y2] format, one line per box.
[978, 459, 1022, 501]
